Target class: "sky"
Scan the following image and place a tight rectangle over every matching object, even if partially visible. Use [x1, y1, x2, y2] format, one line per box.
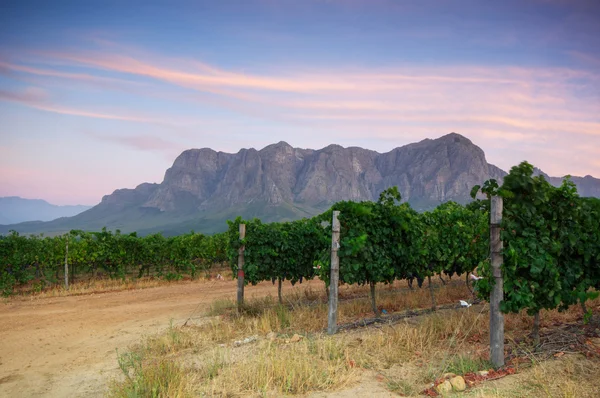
[0, 0, 599, 206]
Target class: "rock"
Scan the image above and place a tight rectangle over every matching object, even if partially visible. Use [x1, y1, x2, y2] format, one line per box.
[436, 380, 452, 394]
[442, 372, 456, 379]
[450, 376, 466, 391]
[289, 333, 303, 343]
[477, 370, 489, 377]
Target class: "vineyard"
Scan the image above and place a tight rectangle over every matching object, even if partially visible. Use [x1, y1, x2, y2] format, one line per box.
[0, 228, 228, 296]
[227, 186, 488, 315]
[227, 162, 600, 330]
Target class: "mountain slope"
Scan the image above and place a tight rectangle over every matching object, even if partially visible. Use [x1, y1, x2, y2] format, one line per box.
[0, 197, 92, 225]
[2, 133, 598, 236]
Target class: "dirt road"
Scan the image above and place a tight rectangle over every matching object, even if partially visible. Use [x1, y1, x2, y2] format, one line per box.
[0, 279, 324, 397]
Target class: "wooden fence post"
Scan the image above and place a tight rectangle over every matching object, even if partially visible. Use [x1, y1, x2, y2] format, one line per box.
[237, 224, 246, 311]
[64, 235, 69, 290]
[490, 195, 505, 368]
[327, 211, 340, 335]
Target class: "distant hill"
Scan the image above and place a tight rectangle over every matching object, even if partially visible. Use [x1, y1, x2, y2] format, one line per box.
[0, 197, 92, 225]
[533, 168, 600, 197]
[1, 133, 599, 236]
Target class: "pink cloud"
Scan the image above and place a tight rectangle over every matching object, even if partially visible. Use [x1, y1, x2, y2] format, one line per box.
[0, 86, 49, 103]
[40, 49, 597, 135]
[0, 61, 144, 87]
[12, 51, 600, 143]
[3, 44, 599, 179]
[86, 132, 183, 159]
[0, 86, 196, 125]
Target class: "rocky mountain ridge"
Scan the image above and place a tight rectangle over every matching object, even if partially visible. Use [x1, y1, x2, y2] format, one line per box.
[2, 133, 598, 236]
[127, 133, 505, 213]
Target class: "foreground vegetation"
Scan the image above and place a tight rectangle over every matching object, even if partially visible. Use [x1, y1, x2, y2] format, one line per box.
[107, 281, 600, 397]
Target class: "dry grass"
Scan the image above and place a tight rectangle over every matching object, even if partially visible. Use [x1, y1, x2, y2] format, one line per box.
[205, 338, 358, 396]
[518, 356, 600, 397]
[21, 277, 169, 299]
[207, 277, 473, 333]
[107, 280, 600, 397]
[108, 351, 198, 398]
[10, 267, 233, 300]
[465, 356, 600, 397]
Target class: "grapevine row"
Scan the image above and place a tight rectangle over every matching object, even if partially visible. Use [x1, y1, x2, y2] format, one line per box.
[228, 165, 600, 320]
[0, 228, 228, 296]
[228, 187, 489, 313]
[474, 162, 600, 330]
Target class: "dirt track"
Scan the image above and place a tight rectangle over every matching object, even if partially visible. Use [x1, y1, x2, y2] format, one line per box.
[0, 279, 324, 397]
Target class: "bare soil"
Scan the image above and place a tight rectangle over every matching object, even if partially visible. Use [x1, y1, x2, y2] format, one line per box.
[0, 278, 324, 397]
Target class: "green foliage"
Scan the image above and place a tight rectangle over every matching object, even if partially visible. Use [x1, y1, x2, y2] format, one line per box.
[422, 201, 488, 280]
[0, 228, 229, 295]
[227, 187, 486, 302]
[317, 190, 424, 287]
[227, 216, 328, 286]
[474, 161, 600, 317]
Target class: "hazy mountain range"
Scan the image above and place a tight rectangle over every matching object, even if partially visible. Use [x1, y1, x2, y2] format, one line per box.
[0, 197, 91, 225]
[2, 133, 599, 236]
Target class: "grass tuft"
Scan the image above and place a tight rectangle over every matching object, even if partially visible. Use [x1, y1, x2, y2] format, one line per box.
[109, 351, 197, 398]
[443, 354, 494, 375]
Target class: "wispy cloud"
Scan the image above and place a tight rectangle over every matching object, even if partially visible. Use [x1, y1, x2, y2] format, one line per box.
[0, 86, 49, 103]
[87, 132, 182, 159]
[570, 51, 600, 68]
[0, 86, 198, 125]
[3, 43, 600, 178]
[0, 61, 144, 86]
[31, 49, 600, 94]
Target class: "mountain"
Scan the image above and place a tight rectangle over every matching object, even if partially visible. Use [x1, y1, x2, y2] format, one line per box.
[0, 197, 92, 225]
[533, 168, 600, 197]
[1, 133, 598, 236]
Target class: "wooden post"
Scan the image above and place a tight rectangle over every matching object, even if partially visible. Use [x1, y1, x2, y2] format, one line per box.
[428, 275, 436, 311]
[370, 281, 379, 317]
[327, 211, 340, 335]
[278, 278, 283, 304]
[237, 224, 246, 311]
[490, 195, 505, 368]
[466, 272, 473, 295]
[532, 311, 541, 346]
[64, 235, 69, 290]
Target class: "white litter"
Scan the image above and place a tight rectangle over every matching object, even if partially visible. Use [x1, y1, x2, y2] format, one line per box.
[459, 300, 472, 308]
[469, 273, 483, 281]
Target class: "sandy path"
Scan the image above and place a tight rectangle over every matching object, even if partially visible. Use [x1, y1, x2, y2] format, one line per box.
[0, 279, 324, 397]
